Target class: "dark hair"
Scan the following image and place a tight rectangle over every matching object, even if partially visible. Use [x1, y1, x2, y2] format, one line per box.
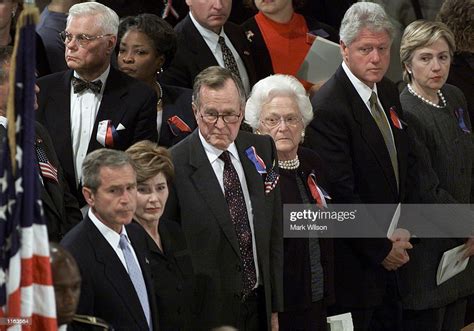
[244, 0, 305, 10]
[118, 13, 177, 69]
[0, 46, 13, 84]
[437, 0, 474, 53]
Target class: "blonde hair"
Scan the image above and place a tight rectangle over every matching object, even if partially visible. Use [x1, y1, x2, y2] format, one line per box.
[400, 20, 455, 83]
[125, 140, 174, 184]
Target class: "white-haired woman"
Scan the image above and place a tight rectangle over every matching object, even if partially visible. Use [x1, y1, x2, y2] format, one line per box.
[245, 74, 334, 330]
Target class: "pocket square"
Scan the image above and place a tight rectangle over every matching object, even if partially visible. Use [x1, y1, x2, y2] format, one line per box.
[116, 123, 126, 131]
[97, 120, 118, 147]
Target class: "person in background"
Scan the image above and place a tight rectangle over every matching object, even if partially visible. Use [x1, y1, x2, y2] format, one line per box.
[160, 0, 257, 95]
[437, 0, 474, 124]
[37, 0, 85, 73]
[1, 0, 51, 76]
[241, 0, 338, 91]
[37, 2, 157, 207]
[245, 74, 335, 331]
[50, 242, 113, 330]
[399, 19, 474, 331]
[305, 3, 413, 329]
[126, 140, 195, 330]
[117, 14, 196, 148]
[0, 46, 81, 242]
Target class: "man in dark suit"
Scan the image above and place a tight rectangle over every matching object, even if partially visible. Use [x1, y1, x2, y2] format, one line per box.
[163, 66, 283, 330]
[61, 149, 158, 331]
[0, 46, 81, 242]
[304, 3, 413, 330]
[37, 2, 157, 206]
[160, 0, 257, 94]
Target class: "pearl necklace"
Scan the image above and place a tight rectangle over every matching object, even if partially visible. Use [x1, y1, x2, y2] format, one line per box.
[279, 156, 300, 170]
[407, 84, 446, 109]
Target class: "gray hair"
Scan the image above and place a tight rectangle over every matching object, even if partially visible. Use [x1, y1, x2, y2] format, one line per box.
[192, 66, 246, 110]
[67, 2, 119, 36]
[82, 149, 136, 192]
[340, 2, 394, 46]
[400, 20, 455, 83]
[245, 74, 313, 130]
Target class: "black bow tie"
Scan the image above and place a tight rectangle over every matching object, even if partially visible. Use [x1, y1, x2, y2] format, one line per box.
[72, 76, 103, 94]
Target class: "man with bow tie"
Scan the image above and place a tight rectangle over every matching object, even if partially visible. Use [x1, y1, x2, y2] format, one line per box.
[37, 2, 157, 207]
[163, 66, 283, 331]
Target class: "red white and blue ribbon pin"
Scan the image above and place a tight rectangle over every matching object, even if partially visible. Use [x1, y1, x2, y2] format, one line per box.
[389, 106, 403, 129]
[245, 146, 267, 174]
[455, 108, 471, 133]
[307, 173, 330, 209]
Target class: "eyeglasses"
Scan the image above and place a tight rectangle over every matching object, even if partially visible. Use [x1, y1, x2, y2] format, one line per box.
[59, 31, 113, 47]
[261, 115, 302, 128]
[200, 112, 242, 124]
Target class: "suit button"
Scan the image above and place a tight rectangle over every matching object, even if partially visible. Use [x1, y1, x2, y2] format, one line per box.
[167, 263, 173, 271]
[177, 307, 181, 315]
[234, 293, 241, 300]
[236, 264, 242, 272]
[176, 284, 183, 291]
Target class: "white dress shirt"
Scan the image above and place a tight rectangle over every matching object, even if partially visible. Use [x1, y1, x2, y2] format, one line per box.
[342, 61, 396, 147]
[88, 208, 142, 274]
[198, 131, 261, 285]
[189, 12, 250, 94]
[70, 66, 110, 186]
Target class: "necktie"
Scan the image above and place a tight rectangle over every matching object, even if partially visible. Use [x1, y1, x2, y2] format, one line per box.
[218, 36, 241, 79]
[369, 92, 399, 188]
[219, 151, 256, 299]
[72, 76, 102, 94]
[119, 234, 152, 330]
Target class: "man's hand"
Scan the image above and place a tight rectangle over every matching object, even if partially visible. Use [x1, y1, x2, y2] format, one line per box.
[390, 228, 411, 242]
[462, 237, 474, 259]
[271, 312, 279, 331]
[382, 240, 413, 271]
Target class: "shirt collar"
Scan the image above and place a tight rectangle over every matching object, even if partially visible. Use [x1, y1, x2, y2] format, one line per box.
[88, 207, 129, 249]
[189, 11, 227, 53]
[198, 129, 240, 164]
[0, 115, 7, 128]
[342, 61, 378, 106]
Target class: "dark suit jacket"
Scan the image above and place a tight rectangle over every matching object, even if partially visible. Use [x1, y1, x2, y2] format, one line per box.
[128, 219, 195, 330]
[241, 15, 338, 82]
[37, 66, 158, 204]
[305, 65, 410, 308]
[35, 122, 81, 242]
[160, 14, 257, 90]
[163, 130, 283, 330]
[0, 121, 81, 242]
[159, 84, 196, 148]
[60, 215, 159, 331]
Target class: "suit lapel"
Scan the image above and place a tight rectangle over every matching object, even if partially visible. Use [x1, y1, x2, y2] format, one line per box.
[45, 70, 75, 189]
[336, 67, 398, 197]
[188, 131, 240, 257]
[183, 15, 220, 70]
[87, 67, 128, 152]
[85, 218, 148, 327]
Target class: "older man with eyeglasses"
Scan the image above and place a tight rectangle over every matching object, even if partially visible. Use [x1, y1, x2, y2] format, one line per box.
[36, 2, 157, 207]
[163, 66, 283, 331]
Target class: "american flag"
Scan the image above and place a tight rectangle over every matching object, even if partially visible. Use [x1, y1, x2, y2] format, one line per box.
[264, 168, 279, 194]
[0, 3, 57, 330]
[36, 144, 58, 183]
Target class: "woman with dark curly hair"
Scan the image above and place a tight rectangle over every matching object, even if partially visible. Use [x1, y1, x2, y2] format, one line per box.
[437, 0, 474, 124]
[117, 14, 196, 147]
